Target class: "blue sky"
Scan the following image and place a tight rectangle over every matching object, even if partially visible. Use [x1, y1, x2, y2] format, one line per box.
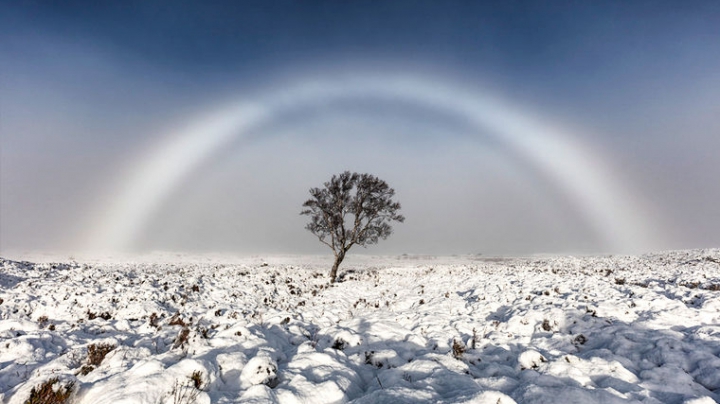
[1, 1, 719, 256]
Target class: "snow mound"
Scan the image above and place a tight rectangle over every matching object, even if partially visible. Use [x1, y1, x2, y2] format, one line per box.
[240, 354, 278, 389]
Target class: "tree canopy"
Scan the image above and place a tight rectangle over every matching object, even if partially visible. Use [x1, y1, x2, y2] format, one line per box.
[301, 171, 404, 281]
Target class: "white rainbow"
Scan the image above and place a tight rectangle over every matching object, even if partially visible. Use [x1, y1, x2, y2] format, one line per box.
[86, 73, 654, 253]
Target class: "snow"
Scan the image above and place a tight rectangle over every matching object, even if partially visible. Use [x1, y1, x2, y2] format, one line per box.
[1, 250, 720, 403]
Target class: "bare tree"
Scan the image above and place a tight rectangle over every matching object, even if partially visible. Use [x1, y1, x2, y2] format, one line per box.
[301, 171, 404, 282]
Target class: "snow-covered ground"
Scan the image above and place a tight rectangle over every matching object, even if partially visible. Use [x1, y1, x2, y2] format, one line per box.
[1, 250, 720, 403]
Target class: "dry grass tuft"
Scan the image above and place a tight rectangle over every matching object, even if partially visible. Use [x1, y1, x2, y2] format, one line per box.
[170, 371, 205, 404]
[541, 319, 552, 332]
[36, 316, 49, 329]
[173, 328, 191, 349]
[87, 343, 115, 367]
[149, 312, 161, 329]
[189, 370, 204, 390]
[452, 339, 466, 359]
[79, 365, 95, 375]
[25, 377, 75, 404]
[169, 313, 188, 327]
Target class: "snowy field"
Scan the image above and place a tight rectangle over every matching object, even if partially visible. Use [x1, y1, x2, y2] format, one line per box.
[1, 250, 720, 404]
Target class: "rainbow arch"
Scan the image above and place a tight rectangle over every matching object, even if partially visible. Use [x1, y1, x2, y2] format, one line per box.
[86, 73, 654, 253]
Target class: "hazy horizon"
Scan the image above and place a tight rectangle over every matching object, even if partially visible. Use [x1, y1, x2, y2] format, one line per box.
[2, 2, 720, 257]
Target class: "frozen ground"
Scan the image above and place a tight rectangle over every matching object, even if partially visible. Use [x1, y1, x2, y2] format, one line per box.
[1, 250, 720, 403]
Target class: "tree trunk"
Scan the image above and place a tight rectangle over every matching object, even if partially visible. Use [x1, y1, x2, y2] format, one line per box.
[329, 251, 345, 283]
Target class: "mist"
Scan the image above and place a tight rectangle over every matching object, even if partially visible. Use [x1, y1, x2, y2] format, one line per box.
[2, 2, 719, 257]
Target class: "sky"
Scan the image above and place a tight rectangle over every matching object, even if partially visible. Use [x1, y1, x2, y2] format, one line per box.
[1, 1, 719, 257]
